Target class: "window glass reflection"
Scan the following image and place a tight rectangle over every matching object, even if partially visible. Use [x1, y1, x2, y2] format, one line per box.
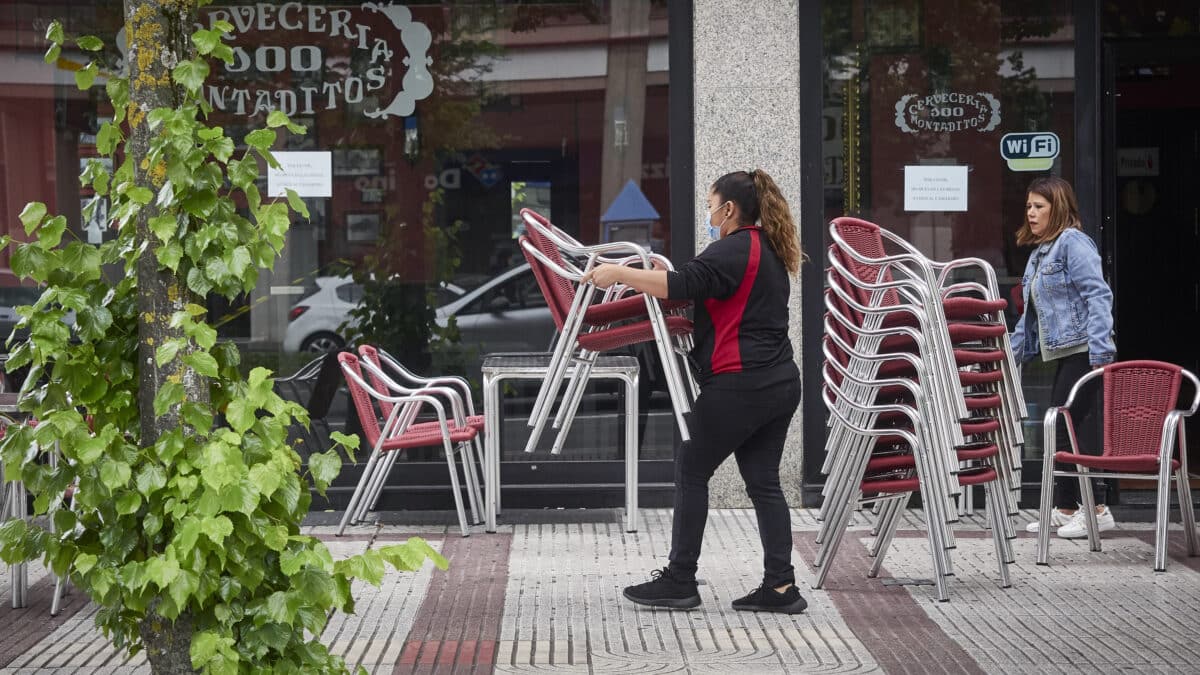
[0, 0, 677, 470]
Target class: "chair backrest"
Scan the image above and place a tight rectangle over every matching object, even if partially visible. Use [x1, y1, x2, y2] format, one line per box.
[1103, 360, 1183, 458]
[357, 345, 395, 421]
[518, 232, 574, 330]
[523, 207, 583, 249]
[338, 352, 381, 448]
[829, 217, 901, 309]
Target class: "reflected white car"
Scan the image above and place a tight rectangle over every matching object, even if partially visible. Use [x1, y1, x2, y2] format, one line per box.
[282, 265, 556, 358]
[434, 263, 556, 359]
[282, 276, 359, 353]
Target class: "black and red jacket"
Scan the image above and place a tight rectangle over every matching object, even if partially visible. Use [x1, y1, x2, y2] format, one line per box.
[666, 226, 797, 388]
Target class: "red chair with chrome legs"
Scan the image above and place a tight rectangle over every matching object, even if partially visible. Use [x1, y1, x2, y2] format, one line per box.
[336, 352, 482, 537]
[1037, 360, 1200, 571]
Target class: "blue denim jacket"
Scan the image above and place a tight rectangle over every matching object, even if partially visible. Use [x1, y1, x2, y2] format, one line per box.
[1010, 228, 1116, 366]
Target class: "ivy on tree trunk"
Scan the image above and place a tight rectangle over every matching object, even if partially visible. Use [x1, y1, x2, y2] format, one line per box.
[0, 3, 448, 673]
[126, 1, 204, 671]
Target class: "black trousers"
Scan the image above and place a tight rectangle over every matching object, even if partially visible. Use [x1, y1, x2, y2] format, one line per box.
[1048, 352, 1108, 508]
[667, 375, 802, 588]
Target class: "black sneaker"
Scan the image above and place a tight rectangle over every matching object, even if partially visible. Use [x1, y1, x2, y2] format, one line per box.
[731, 584, 808, 614]
[622, 567, 701, 609]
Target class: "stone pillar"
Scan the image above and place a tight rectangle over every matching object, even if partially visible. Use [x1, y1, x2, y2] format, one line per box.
[694, 0, 804, 508]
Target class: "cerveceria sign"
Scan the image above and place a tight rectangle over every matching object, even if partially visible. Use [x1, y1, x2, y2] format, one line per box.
[894, 92, 1001, 134]
[196, 2, 433, 119]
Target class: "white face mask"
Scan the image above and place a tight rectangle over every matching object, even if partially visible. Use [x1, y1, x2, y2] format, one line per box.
[705, 202, 730, 240]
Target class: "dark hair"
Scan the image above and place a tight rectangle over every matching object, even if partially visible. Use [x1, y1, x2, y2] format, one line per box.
[1016, 175, 1082, 246]
[711, 169, 804, 275]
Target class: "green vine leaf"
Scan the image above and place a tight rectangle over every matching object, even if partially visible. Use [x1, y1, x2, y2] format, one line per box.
[74, 63, 97, 90]
[148, 214, 177, 243]
[183, 351, 219, 378]
[284, 189, 309, 219]
[19, 202, 47, 234]
[45, 21, 64, 45]
[192, 29, 220, 56]
[99, 461, 132, 491]
[155, 340, 183, 367]
[76, 35, 103, 51]
[37, 215, 67, 248]
[244, 129, 276, 152]
[307, 450, 341, 496]
[126, 186, 154, 205]
[172, 59, 209, 94]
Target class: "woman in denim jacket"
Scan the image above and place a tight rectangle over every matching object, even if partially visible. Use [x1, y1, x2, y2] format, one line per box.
[1011, 176, 1117, 539]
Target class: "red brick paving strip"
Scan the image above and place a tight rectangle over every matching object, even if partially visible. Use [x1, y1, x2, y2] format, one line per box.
[794, 531, 986, 675]
[393, 533, 512, 675]
[0, 573, 91, 667]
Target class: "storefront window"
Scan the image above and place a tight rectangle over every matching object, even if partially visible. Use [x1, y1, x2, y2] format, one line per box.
[821, 0, 1076, 463]
[0, 1, 676, 478]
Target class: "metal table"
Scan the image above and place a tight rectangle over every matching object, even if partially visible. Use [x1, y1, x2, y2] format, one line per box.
[0, 393, 28, 608]
[481, 353, 640, 533]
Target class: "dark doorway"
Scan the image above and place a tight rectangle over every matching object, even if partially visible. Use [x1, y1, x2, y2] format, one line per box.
[1104, 38, 1200, 470]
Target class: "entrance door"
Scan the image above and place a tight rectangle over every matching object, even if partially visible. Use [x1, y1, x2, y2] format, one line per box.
[1105, 39, 1200, 469]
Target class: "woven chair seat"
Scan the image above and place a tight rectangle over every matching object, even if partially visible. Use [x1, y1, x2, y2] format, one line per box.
[577, 315, 693, 352]
[1055, 451, 1179, 473]
[583, 294, 691, 326]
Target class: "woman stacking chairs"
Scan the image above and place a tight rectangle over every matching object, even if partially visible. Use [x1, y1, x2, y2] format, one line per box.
[813, 216, 1025, 601]
[516, 208, 696, 456]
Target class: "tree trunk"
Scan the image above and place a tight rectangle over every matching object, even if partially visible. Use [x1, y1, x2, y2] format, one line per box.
[126, 1, 204, 671]
[138, 608, 196, 674]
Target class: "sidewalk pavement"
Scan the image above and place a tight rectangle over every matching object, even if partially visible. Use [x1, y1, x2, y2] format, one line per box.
[4, 508, 1200, 674]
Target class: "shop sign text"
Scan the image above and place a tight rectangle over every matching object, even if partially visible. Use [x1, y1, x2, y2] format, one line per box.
[894, 92, 1000, 134]
[194, 2, 433, 119]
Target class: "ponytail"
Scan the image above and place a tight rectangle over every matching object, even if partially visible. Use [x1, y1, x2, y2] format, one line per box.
[750, 169, 805, 276]
[711, 169, 805, 276]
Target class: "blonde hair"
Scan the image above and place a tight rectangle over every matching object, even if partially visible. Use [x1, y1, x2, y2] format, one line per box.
[1016, 175, 1082, 246]
[711, 169, 806, 275]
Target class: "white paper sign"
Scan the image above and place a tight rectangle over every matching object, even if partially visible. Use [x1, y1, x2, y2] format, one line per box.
[267, 151, 332, 198]
[904, 165, 968, 212]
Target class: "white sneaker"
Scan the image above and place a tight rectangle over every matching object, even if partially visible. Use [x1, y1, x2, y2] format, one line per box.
[1056, 506, 1117, 539]
[1025, 508, 1075, 533]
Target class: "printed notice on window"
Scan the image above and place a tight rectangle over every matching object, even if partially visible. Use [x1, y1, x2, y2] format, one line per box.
[903, 165, 968, 212]
[267, 151, 332, 198]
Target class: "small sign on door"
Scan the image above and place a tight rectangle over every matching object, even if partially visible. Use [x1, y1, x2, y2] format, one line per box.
[267, 151, 333, 198]
[1116, 147, 1159, 177]
[904, 165, 969, 212]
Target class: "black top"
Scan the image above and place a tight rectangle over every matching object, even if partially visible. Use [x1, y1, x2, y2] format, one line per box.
[666, 226, 798, 388]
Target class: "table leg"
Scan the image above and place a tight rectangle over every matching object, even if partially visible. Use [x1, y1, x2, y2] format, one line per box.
[484, 374, 499, 533]
[11, 480, 27, 608]
[625, 372, 639, 533]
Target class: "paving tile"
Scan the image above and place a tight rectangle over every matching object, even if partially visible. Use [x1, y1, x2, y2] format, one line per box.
[4, 508, 1199, 674]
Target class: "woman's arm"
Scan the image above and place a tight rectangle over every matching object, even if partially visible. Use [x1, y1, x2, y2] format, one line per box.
[1064, 232, 1116, 366]
[581, 264, 669, 298]
[1009, 305, 1027, 364]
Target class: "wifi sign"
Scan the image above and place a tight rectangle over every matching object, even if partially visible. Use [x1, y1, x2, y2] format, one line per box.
[1000, 132, 1061, 171]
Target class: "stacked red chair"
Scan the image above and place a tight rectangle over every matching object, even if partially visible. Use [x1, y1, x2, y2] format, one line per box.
[813, 217, 1026, 601]
[516, 208, 696, 456]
